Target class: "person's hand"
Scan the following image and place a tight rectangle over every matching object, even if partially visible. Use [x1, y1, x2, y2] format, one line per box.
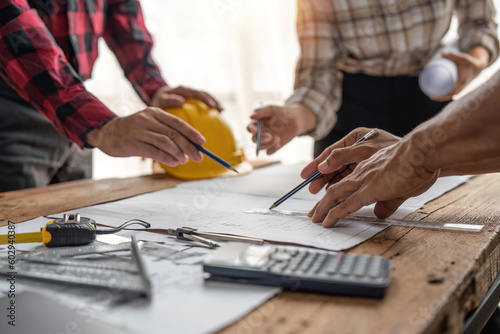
[151, 86, 223, 111]
[85, 107, 206, 166]
[431, 47, 489, 101]
[301, 128, 401, 194]
[247, 104, 316, 155]
[308, 141, 440, 227]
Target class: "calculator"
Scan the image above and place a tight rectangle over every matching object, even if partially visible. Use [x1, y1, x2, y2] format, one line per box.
[203, 242, 391, 298]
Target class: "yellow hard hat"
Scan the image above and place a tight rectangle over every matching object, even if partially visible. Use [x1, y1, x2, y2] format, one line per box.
[159, 98, 245, 180]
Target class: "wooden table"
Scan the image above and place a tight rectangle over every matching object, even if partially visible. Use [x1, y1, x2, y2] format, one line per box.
[1, 172, 499, 334]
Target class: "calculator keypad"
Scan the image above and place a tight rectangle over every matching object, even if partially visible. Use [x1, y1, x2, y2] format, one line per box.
[265, 248, 387, 280]
[204, 243, 391, 298]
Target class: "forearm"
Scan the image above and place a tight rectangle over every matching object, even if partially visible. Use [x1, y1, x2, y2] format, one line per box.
[405, 70, 500, 173]
[0, 2, 116, 147]
[467, 45, 490, 69]
[440, 158, 500, 176]
[289, 0, 343, 140]
[285, 104, 317, 135]
[457, 0, 499, 65]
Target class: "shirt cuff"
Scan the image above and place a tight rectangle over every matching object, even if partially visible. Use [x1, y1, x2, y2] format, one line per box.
[54, 90, 117, 148]
[132, 71, 168, 105]
[461, 31, 500, 66]
[287, 87, 340, 140]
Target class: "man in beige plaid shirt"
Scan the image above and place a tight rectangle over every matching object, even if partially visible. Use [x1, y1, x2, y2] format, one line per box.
[248, 0, 499, 157]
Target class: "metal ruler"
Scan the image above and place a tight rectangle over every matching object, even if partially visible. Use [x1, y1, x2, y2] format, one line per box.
[245, 208, 484, 232]
[0, 237, 151, 299]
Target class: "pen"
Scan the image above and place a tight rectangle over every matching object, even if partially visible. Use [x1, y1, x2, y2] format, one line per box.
[269, 129, 379, 209]
[193, 142, 239, 174]
[256, 119, 263, 157]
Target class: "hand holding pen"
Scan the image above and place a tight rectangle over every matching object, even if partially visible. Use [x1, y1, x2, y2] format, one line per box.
[270, 128, 390, 209]
[248, 104, 313, 155]
[302, 128, 402, 195]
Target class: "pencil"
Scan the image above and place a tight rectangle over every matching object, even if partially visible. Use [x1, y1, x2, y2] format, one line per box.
[256, 119, 263, 157]
[269, 129, 379, 209]
[193, 143, 239, 174]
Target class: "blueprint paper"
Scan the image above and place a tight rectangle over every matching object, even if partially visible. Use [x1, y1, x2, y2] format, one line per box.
[0, 164, 470, 334]
[0, 219, 280, 334]
[52, 164, 470, 251]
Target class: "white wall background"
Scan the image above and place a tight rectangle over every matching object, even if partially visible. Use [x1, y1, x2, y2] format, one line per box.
[85, 0, 500, 180]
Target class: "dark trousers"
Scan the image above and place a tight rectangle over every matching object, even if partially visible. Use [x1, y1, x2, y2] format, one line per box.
[0, 77, 92, 192]
[314, 72, 451, 157]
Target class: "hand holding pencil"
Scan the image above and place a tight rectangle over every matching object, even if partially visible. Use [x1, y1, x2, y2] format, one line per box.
[270, 128, 401, 209]
[302, 128, 401, 195]
[247, 104, 315, 155]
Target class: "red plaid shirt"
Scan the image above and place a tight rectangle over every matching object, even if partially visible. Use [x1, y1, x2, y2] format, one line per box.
[0, 0, 167, 147]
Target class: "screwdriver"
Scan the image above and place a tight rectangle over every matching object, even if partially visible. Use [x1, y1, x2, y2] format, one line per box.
[0, 214, 151, 247]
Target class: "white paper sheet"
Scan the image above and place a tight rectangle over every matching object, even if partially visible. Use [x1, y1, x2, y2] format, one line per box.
[0, 164, 470, 334]
[0, 218, 280, 334]
[50, 163, 470, 251]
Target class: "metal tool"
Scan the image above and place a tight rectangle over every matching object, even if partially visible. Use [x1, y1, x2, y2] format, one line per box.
[245, 208, 484, 232]
[0, 236, 152, 300]
[167, 227, 264, 248]
[0, 214, 150, 247]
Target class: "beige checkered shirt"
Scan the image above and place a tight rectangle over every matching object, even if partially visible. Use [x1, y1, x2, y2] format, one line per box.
[287, 0, 499, 140]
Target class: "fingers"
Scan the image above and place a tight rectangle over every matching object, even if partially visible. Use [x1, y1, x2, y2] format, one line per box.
[310, 179, 360, 224]
[301, 160, 321, 179]
[247, 106, 289, 155]
[373, 198, 407, 219]
[125, 109, 202, 164]
[322, 194, 365, 227]
[430, 94, 454, 102]
[373, 172, 438, 219]
[441, 51, 466, 64]
[154, 109, 205, 144]
[301, 127, 372, 178]
[171, 86, 223, 111]
[307, 174, 329, 195]
[130, 141, 187, 167]
[140, 132, 190, 165]
[152, 110, 205, 161]
[90, 107, 211, 166]
[250, 105, 281, 119]
[155, 94, 185, 109]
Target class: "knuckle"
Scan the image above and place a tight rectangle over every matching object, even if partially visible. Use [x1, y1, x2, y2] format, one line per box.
[166, 128, 180, 140]
[135, 111, 152, 123]
[159, 154, 179, 167]
[169, 116, 185, 129]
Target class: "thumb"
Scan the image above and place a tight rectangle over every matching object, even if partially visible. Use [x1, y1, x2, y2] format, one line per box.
[159, 94, 186, 109]
[318, 146, 362, 174]
[250, 106, 280, 120]
[373, 198, 407, 219]
[441, 51, 465, 64]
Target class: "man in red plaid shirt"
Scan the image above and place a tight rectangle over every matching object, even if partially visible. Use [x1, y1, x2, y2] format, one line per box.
[0, 0, 220, 191]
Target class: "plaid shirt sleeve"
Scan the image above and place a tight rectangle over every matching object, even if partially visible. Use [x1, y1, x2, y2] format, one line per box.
[286, 0, 343, 140]
[0, 0, 116, 148]
[456, 0, 499, 65]
[103, 0, 167, 105]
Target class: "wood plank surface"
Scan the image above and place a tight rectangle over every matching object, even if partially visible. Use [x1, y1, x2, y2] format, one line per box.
[220, 174, 500, 334]
[0, 174, 183, 225]
[0, 170, 499, 334]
